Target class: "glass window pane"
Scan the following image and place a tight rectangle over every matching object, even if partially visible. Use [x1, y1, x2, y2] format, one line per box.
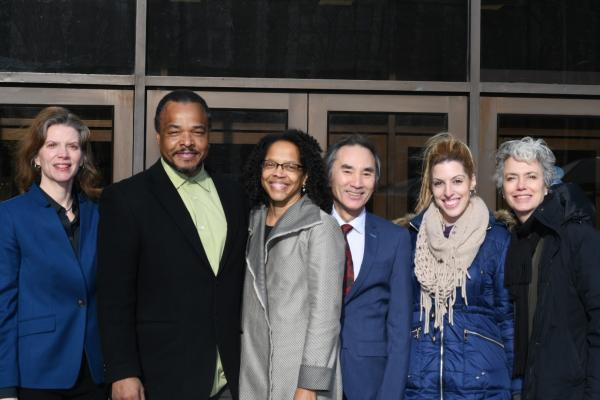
[497, 114, 600, 227]
[482, 1, 600, 84]
[0, 105, 114, 201]
[0, 1, 135, 74]
[328, 112, 448, 220]
[205, 109, 288, 180]
[147, 0, 467, 81]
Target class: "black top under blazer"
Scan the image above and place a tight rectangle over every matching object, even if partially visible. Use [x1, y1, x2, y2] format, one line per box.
[97, 161, 248, 400]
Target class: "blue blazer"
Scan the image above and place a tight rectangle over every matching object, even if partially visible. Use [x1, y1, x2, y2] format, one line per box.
[340, 212, 413, 400]
[0, 184, 103, 390]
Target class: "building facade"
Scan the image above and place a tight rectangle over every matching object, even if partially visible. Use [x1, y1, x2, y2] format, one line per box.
[1, 0, 600, 224]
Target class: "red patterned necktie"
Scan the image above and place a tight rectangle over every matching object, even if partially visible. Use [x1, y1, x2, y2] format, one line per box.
[341, 224, 354, 296]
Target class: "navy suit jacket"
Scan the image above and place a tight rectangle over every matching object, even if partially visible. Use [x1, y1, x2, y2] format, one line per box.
[340, 212, 412, 400]
[0, 184, 103, 390]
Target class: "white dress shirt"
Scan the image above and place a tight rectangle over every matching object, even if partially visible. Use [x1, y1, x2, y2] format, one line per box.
[332, 207, 366, 278]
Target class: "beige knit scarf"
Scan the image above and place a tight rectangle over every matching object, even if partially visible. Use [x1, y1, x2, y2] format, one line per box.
[414, 196, 489, 334]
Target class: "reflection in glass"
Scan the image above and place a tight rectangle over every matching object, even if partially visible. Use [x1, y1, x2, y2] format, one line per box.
[204, 109, 288, 181]
[497, 114, 600, 227]
[0, 105, 114, 201]
[482, 1, 600, 84]
[0, 1, 135, 74]
[147, 0, 467, 81]
[328, 112, 448, 220]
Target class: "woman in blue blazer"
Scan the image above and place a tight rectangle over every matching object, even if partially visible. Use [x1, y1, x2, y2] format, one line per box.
[0, 107, 105, 399]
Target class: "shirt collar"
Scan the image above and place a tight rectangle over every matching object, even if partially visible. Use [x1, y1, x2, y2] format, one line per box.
[38, 186, 80, 215]
[161, 158, 211, 192]
[331, 206, 366, 235]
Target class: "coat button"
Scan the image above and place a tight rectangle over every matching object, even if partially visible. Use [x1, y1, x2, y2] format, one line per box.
[77, 299, 86, 307]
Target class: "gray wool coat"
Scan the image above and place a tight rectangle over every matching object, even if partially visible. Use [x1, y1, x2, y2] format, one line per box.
[239, 196, 345, 400]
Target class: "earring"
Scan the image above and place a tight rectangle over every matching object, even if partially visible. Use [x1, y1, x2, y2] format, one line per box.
[301, 184, 306, 194]
[469, 187, 477, 196]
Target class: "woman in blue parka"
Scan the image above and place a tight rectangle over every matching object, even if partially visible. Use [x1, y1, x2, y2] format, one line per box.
[403, 133, 519, 400]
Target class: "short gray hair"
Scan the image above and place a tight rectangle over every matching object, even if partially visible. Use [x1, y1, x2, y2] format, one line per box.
[325, 134, 381, 185]
[494, 136, 556, 188]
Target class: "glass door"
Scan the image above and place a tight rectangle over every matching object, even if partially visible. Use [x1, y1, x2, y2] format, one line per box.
[309, 94, 468, 220]
[479, 97, 600, 227]
[145, 90, 308, 181]
[0, 87, 133, 200]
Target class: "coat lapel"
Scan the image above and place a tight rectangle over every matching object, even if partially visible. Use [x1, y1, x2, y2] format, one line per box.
[246, 197, 322, 313]
[345, 212, 378, 303]
[147, 161, 212, 270]
[246, 206, 269, 311]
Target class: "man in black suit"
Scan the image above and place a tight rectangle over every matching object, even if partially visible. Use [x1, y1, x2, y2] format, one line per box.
[97, 90, 248, 400]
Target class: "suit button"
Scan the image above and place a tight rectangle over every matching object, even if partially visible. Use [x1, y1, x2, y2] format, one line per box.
[77, 299, 86, 307]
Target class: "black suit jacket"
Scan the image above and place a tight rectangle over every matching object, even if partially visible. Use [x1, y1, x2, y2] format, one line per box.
[97, 161, 248, 400]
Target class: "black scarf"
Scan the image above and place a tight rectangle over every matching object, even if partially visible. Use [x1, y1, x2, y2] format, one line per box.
[504, 216, 540, 377]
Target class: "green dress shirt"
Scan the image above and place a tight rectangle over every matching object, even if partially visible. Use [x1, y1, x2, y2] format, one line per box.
[162, 159, 228, 396]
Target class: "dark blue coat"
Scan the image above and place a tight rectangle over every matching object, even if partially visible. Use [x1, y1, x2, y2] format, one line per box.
[0, 184, 104, 390]
[405, 211, 517, 400]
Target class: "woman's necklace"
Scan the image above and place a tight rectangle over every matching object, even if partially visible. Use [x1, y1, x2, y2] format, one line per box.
[63, 200, 74, 213]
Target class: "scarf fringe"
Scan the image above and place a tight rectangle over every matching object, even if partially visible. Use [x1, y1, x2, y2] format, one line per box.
[415, 196, 488, 334]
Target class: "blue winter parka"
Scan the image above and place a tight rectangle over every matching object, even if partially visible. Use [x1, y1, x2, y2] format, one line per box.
[405, 211, 520, 400]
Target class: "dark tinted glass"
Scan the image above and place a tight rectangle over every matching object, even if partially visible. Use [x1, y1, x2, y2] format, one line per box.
[147, 0, 467, 81]
[497, 114, 600, 227]
[328, 111, 448, 220]
[482, 0, 600, 84]
[0, 105, 114, 201]
[205, 109, 288, 181]
[0, 1, 135, 74]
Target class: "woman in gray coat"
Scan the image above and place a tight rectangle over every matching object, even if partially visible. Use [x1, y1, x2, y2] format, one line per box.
[240, 129, 345, 400]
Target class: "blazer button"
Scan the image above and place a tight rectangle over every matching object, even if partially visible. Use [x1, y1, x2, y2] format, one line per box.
[77, 299, 87, 307]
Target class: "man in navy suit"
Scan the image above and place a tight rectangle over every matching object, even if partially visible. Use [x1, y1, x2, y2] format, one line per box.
[326, 135, 412, 400]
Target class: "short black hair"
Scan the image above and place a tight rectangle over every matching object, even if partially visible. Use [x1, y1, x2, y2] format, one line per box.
[324, 134, 381, 184]
[154, 90, 211, 132]
[243, 129, 333, 212]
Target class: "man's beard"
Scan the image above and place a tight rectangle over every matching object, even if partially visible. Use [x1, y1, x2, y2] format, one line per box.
[164, 156, 203, 177]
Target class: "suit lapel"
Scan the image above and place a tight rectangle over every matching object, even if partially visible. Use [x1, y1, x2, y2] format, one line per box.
[77, 194, 94, 283]
[29, 184, 75, 257]
[212, 174, 238, 275]
[147, 162, 212, 269]
[29, 184, 87, 282]
[345, 212, 378, 303]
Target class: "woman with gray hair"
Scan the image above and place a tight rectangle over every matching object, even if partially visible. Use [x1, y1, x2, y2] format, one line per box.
[495, 137, 600, 400]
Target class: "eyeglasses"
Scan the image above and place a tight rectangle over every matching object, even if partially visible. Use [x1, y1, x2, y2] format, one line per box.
[262, 160, 304, 173]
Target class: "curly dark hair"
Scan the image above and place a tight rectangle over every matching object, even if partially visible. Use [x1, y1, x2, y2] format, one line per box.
[243, 129, 332, 212]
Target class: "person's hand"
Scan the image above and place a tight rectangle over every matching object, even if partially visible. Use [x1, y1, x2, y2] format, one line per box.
[111, 377, 145, 400]
[293, 388, 317, 400]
